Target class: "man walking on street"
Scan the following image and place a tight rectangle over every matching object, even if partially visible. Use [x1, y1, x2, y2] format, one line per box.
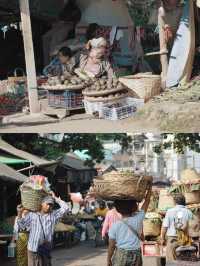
[160, 193, 193, 262]
[17, 192, 69, 266]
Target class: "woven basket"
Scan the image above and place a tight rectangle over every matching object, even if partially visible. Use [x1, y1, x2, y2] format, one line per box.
[143, 219, 161, 237]
[184, 191, 200, 205]
[93, 171, 151, 201]
[119, 74, 161, 102]
[20, 185, 48, 212]
[158, 189, 175, 212]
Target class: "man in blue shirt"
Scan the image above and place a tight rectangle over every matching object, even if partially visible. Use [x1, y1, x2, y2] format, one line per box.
[160, 193, 193, 262]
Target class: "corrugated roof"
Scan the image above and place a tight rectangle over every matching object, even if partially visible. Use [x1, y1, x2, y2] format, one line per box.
[0, 162, 27, 183]
[62, 153, 92, 170]
[0, 139, 57, 167]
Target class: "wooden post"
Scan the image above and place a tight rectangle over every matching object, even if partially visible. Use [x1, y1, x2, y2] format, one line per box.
[19, 0, 40, 113]
[158, 8, 168, 90]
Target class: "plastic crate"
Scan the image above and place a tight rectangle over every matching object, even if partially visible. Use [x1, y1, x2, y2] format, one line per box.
[84, 100, 104, 117]
[142, 242, 166, 257]
[48, 90, 84, 109]
[102, 98, 144, 121]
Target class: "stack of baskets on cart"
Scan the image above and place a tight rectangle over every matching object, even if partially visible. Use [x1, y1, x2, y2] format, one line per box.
[92, 170, 152, 201]
[20, 175, 50, 212]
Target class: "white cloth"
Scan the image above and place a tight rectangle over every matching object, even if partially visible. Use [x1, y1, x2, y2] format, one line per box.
[90, 37, 107, 48]
[162, 205, 193, 237]
[110, 26, 124, 45]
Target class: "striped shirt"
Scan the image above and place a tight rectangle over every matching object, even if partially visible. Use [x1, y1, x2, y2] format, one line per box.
[17, 198, 69, 252]
[109, 210, 145, 250]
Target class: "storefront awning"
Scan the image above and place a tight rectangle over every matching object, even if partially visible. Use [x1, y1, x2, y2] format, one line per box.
[0, 162, 27, 183]
[0, 138, 57, 168]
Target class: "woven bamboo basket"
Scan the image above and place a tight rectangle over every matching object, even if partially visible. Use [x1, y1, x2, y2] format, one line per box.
[93, 171, 151, 201]
[143, 219, 161, 237]
[158, 189, 175, 212]
[20, 185, 48, 212]
[119, 74, 161, 102]
[184, 191, 200, 205]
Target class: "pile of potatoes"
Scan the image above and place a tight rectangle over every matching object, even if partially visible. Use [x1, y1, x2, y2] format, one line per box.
[85, 77, 125, 92]
[46, 71, 93, 88]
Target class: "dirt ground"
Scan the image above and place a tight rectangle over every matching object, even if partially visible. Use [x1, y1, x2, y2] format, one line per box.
[2, 242, 200, 266]
[1, 79, 200, 133]
[1, 242, 163, 266]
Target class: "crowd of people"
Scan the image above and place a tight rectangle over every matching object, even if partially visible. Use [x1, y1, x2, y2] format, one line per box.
[11, 181, 196, 266]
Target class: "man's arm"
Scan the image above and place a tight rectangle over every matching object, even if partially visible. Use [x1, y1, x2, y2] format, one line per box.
[160, 226, 167, 245]
[17, 207, 31, 230]
[107, 239, 116, 266]
[52, 192, 69, 223]
[141, 180, 152, 213]
[160, 211, 170, 245]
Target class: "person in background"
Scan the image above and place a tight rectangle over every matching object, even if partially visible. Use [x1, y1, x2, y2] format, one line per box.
[43, 0, 81, 66]
[17, 192, 69, 266]
[12, 205, 29, 266]
[95, 201, 108, 218]
[43, 47, 79, 77]
[51, 23, 101, 59]
[107, 180, 152, 266]
[79, 38, 115, 83]
[102, 201, 122, 240]
[160, 193, 193, 262]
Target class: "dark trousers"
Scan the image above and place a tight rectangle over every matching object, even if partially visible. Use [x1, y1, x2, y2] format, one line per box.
[28, 250, 51, 266]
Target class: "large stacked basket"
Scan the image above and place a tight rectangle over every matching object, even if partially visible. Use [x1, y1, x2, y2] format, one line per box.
[93, 171, 152, 202]
[20, 182, 48, 212]
[119, 73, 161, 102]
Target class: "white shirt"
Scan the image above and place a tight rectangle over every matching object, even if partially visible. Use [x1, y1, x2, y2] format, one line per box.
[162, 205, 193, 237]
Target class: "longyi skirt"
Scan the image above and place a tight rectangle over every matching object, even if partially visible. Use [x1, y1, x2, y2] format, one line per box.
[112, 248, 142, 266]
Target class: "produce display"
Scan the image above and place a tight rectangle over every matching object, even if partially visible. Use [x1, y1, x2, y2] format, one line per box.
[42, 72, 93, 90]
[158, 189, 175, 212]
[169, 169, 200, 205]
[143, 212, 162, 237]
[83, 77, 129, 103]
[83, 77, 126, 94]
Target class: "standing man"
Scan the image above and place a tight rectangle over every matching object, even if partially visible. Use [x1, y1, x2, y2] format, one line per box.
[160, 193, 193, 262]
[17, 192, 69, 266]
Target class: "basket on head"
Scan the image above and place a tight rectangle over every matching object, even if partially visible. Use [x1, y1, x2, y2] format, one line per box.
[180, 168, 200, 184]
[20, 185, 48, 212]
[184, 191, 200, 205]
[93, 171, 152, 202]
[158, 189, 175, 212]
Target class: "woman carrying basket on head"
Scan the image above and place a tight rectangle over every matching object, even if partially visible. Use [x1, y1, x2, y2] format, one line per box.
[107, 178, 152, 266]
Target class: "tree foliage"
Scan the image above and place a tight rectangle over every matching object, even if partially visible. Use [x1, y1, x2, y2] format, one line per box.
[153, 134, 200, 154]
[0, 133, 133, 167]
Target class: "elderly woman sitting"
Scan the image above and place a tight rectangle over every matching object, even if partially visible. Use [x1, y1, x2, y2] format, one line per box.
[79, 37, 115, 82]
